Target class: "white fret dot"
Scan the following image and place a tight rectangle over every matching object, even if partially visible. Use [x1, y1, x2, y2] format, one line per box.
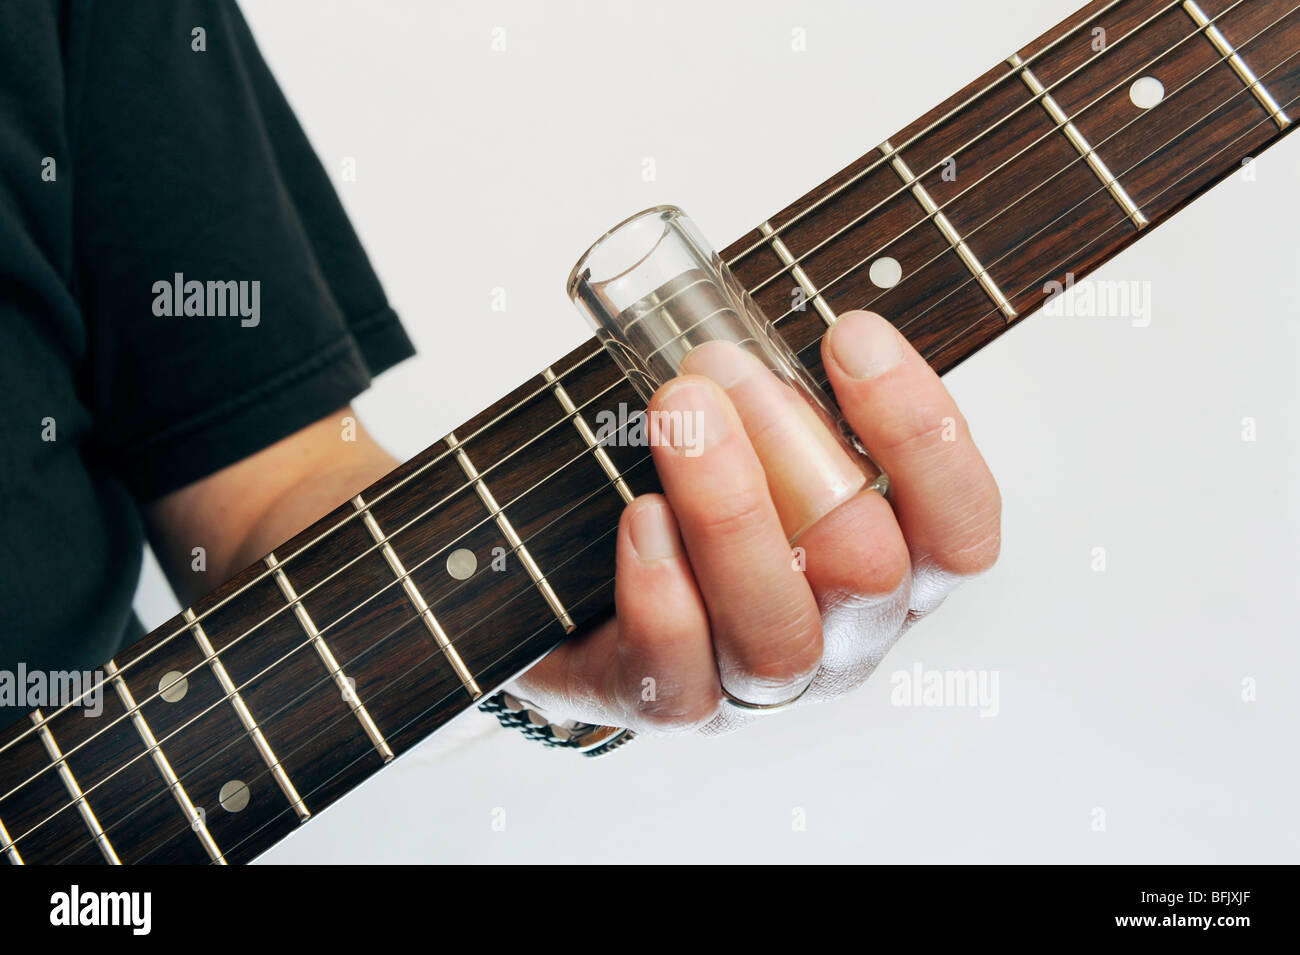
[219, 780, 250, 813]
[868, 256, 903, 289]
[1129, 76, 1164, 110]
[446, 548, 477, 580]
[158, 670, 188, 703]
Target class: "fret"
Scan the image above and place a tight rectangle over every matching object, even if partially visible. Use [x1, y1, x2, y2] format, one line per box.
[880, 139, 1019, 321]
[447, 431, 577, 632]
[1196, 0, 1300, 111]
[541, 367, 635, 505]
[103, 612, 306, 863]
[1183, 0, 1292, 128]
[104, 661, 226, 864]
[361, 438, 573, 751]
[757, 220, 838, 327]
[13, 675, 214, 863]
[30, 710, 120, 864]
[891, 60, 1137, 324]
[193, 559, 389, 821]
[0, 715, 109, 863]
[1021, 0, 1284, 224]
[195, 522, 418, 800]
[1007, 52, 1151, 228]
[0, 813, 20, 864]
[728, 161, 1000, 379]
[444, 372, 630, 617]
[183, 608, 311, 821]
[351, 493, 483, 698]
[544, 344, 665, 505]
[264, 552, 395, 762]
[270, 493, 489, 759]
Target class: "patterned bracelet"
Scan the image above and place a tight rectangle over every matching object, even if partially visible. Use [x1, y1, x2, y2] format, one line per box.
[477, 691, 636, 757]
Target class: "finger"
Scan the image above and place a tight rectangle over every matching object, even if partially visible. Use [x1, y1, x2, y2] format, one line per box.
[822, 310, 1001, 580]
[698, 492, 913, 734]
[681, 340, 867, 540]
[510, 496, 718, 734]
[612, 495, 719, 731]
[648, 375, 823, 705]
[795, 489, 912, 698]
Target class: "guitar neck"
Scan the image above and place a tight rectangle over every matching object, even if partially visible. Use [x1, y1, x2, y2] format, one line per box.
[2, 0, 1296, 865]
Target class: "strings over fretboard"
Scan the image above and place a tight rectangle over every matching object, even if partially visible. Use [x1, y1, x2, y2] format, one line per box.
[2, 0, 1296, 865]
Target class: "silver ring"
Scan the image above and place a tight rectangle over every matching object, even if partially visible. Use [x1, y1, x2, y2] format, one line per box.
[720, 679, 812, 714]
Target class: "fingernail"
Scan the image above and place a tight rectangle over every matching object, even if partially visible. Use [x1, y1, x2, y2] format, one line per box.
[828, 311, 904, 379]
[628, 498, 681, 562]
[653, 377, 734, 456]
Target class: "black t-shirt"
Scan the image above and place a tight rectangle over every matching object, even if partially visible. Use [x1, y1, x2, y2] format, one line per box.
[0, 1, 414, 727]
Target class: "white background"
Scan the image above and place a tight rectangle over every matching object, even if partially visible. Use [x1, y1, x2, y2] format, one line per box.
[133, 0, 1300, 863]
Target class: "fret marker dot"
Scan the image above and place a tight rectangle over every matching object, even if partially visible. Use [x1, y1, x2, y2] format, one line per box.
[158, 670, 188, 703]
[868, 256, 903, 289]
[1129, 76, 1164, 110]
[219, 780, 250, 813]
[446, 548, 477, 580]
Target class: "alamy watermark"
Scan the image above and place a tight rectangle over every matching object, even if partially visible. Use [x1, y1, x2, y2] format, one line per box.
[0, 665, 104, 717]
[592, 404, 706, 457]
[152, 273, 260, 327]
[889, 663, 1000, 717]
[1043, 271, 1151, 327]
[50, 885, 151, 935]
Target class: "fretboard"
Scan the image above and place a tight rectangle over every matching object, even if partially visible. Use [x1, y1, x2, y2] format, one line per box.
[2, 0, 1296, 865]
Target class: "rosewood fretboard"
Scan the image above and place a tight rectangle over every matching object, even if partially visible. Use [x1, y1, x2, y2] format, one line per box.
[2, 0, 1296, 864]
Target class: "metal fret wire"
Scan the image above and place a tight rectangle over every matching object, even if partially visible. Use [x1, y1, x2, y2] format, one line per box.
[24, 35, 1300, 863]
[0, 0, 1142, 759]
[6, 4, 1295, 858]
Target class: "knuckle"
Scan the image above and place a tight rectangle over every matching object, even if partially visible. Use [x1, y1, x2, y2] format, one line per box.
[860, 535, 912, 596]
[724, 605, 823, 696]
[682, 486, 773, 544]
[632, 693, 719, 733]
[942, 518, 1002, 577]
[931, 480, 1002, 577]
[873, 404, 963, 459]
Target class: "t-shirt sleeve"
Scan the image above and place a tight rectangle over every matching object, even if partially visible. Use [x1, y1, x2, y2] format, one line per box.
[68, 0, 415, 499]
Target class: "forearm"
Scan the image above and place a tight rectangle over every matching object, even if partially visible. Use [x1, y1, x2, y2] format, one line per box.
[146, 407, 400, 606]
[220, 454, 401, 588]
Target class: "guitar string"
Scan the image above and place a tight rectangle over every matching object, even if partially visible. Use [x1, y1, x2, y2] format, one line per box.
[731, 0, 1227, 298]
[815, 76, 1300, 407]
[22, 57, 1300, 862]
[3, 8, 1292, 839]
[151, 556, 627, 864]
[652, 0, 1296, 363]
[201, 82, 1300, 860]
[0, 0, 1144, 752]
[719, 0, 1134, 265]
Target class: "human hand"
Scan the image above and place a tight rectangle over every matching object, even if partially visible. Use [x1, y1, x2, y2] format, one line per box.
[510, 310, 1001, 735]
